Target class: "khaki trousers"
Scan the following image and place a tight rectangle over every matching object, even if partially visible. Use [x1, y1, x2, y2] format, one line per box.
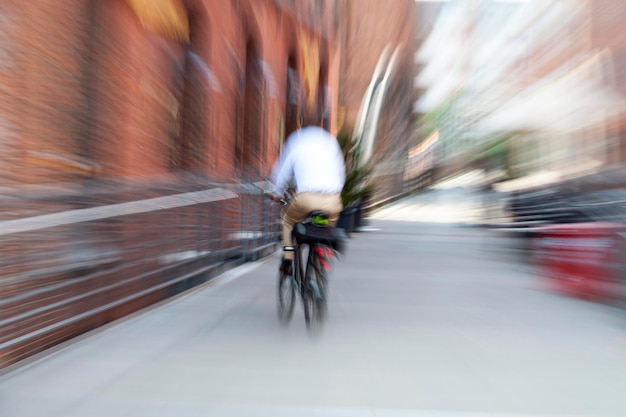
[282, 192, 343, 260]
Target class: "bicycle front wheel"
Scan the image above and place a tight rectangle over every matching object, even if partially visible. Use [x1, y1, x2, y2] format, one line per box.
[277, 271, 296, 325]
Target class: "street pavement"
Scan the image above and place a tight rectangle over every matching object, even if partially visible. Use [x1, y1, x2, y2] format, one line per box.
[1, 192, 626, 417]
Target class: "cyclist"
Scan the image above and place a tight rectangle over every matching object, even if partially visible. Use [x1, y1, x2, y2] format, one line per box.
[270, 114, 345, 276]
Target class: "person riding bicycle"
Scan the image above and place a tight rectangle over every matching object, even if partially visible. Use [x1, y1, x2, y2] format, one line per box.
[270, 114, 345, 276]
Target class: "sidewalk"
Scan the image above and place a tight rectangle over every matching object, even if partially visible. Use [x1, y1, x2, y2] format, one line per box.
[1, 215, 625, 416]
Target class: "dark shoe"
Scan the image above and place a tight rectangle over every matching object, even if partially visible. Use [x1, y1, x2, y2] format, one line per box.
[279, 259, 293, 276]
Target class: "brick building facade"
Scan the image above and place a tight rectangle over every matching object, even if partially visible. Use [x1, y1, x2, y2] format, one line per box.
[0, 0, 341, 186]
[337, 0, 420, 202]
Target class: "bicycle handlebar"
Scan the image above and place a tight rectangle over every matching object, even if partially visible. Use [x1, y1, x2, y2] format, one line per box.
[264, 191, 290, 206]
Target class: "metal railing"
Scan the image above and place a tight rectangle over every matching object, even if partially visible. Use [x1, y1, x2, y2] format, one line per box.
[0, 178, 281, 369]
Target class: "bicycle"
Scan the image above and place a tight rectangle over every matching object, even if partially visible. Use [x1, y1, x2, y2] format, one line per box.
[273, 194, 344, 334]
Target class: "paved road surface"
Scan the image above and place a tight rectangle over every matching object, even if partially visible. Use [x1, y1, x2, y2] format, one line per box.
[1, 193, 625, 417]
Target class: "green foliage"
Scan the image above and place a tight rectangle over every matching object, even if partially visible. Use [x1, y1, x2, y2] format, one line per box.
[342, 162, 374, 207]
[337, 130, 375, 208]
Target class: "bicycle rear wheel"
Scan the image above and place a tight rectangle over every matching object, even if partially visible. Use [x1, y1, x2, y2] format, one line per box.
[277, 271, 296, 325]
[304, 258, 327, 335]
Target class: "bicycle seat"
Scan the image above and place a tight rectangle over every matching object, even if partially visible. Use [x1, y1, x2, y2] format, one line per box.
[307, 211, 329, 219]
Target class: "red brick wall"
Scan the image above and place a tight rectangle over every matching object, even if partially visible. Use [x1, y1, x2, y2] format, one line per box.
[94, 0, 186, 178]
[338, 0, 418, 132]
[0, 0, 92, 184]
[0, 0, 340, 186]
